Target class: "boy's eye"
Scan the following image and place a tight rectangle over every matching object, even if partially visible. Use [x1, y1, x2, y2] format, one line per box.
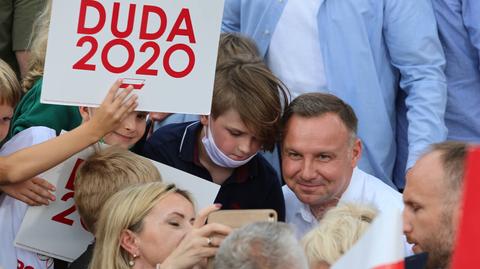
[136, 113, 147, 120]
[228, 130, 242, 136]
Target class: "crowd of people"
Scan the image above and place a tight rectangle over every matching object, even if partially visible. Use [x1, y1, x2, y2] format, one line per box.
[1, 0, 478, 269]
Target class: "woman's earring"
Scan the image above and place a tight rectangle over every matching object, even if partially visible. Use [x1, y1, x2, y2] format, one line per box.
[129, 254, 137, 267]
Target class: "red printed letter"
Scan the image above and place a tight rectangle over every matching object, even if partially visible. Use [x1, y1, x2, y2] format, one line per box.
[139, 5, 167, 40]
[111, 2, 136, 38]
[77, 0, 106, 35]
[166, 8, 196, 43]
[163, 44, 195, 78]
[102, 39, 135, 73]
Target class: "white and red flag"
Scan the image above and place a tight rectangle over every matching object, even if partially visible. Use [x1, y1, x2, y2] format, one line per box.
[331, 207, 405, 269]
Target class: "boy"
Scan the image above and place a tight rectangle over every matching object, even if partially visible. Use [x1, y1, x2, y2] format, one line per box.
[0, 59, 22, 144]
[143, 56, 289, 221]
[69, 146, 161, 269]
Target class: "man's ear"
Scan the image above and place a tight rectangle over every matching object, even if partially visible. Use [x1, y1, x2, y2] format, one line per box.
[200, 115, 209, 126]
[78, 106, 91, 122]
[350, 138, 362, 167]
[120, 229, 140, 257]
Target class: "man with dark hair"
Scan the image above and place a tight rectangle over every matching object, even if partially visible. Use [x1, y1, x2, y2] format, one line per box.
[281, 93, 405, 245]
[403, 141, 467, 269]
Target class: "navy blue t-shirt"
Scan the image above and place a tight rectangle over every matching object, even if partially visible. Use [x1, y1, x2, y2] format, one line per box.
[141, 121, 286, 221]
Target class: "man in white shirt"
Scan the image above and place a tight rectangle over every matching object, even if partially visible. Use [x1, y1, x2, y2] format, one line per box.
[281, 93, 404, 240]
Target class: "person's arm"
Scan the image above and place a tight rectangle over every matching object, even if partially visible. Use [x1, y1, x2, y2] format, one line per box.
[0, 79, 137, 185]
[463, 0, 480, 71]
[221, 0, 241, 33]
[384, 0, 447, 170]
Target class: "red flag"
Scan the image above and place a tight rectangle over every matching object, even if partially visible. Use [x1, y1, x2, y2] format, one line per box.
[451, 147, 480, 268]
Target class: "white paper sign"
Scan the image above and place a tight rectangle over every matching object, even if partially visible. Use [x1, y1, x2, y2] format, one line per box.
[42, 0, 225, 114]
[15, 144, 220, 262]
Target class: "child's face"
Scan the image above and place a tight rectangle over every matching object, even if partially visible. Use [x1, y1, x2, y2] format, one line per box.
[102, 111, 147, 148]
[80, 107, 147, 148]
[0, 103, 13, 142]
[201, 109, 262, 161]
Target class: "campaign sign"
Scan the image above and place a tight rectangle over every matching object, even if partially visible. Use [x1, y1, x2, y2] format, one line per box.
[15, 143, 220, 262]
[41, 0, 225, 114]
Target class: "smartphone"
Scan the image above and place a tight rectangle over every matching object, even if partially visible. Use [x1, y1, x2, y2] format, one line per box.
[207, 209, 277, 228]
[206, 209, 277, 269]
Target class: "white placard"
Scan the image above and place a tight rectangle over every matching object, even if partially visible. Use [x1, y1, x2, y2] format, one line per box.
[42, 0, 225, 114]
[15, 144, 220, 262]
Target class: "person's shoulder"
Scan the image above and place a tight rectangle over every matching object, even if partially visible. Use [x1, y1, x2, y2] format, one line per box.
[250, 153, 280, 182]
[149, 121, 199, 144]
[356, 169, 401, 196]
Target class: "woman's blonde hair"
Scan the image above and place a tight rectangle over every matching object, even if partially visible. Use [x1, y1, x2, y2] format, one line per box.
[89, 182, 193, 269]
[302, 203, 377, 267]
[22, 0, 51, 91]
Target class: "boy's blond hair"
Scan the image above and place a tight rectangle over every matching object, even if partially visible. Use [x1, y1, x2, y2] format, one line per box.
[74, 146, 161, 233]
[0, 59, 22, 106]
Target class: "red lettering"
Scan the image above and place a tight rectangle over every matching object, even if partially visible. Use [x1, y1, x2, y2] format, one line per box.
[167, 9, 196, 43]
[136, 41, 160, 76]
[111, 2, 136, 38]
[77, 0, 106, 35]
[139, 5, 167, 40]
[102, 39, 135, 73]
[163, 44, 195, 78]
[72, 36, 98, 71]
[66, 159, 84, 191]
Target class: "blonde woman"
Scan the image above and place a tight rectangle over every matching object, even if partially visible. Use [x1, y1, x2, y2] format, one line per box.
[90, 182, 231, 269]
[302, 203, 377, 269]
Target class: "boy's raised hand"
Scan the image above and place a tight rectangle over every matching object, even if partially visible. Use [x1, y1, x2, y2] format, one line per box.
[87, 79, 138, 138]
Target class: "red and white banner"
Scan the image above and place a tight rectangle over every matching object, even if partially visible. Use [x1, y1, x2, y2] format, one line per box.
[331, 208, 405, 269]
[42, 0, 225, 114]
[451, 146, 480, 269]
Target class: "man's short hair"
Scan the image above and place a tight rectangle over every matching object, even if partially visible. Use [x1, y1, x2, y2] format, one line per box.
[302, 203, 377, 266]
[74, 146, 161, 233]
[214, 222, 308, 269]
[429, 141, 467, 196]
[281, 93, 358, 141]
[0, 59, 22, 107]
[212, 56, 290, 151]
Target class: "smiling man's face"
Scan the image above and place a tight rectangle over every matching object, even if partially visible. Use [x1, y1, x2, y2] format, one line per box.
[403, 151, 457, 269]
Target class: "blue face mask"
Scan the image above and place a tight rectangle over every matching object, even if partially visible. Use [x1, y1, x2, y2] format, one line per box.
[201, 118, 256, 168]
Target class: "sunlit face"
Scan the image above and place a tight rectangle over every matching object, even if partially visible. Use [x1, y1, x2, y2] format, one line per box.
[134, 193, 195, 268]
[102, 111, 147, 148]
[201, 109, 261, 161]
[282, 114, 361, 210]
[0, 103, 13, 142]
[403, 151, 457, 269]
[80, 107, 147, 148]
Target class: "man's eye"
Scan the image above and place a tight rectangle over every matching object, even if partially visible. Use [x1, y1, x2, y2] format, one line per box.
[288, 152, 301, 159]
[137, 114, 147, 120]
[2, 117, 12, 122]
[317, 154, 331, 161]
[229, 131, 241, 136]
